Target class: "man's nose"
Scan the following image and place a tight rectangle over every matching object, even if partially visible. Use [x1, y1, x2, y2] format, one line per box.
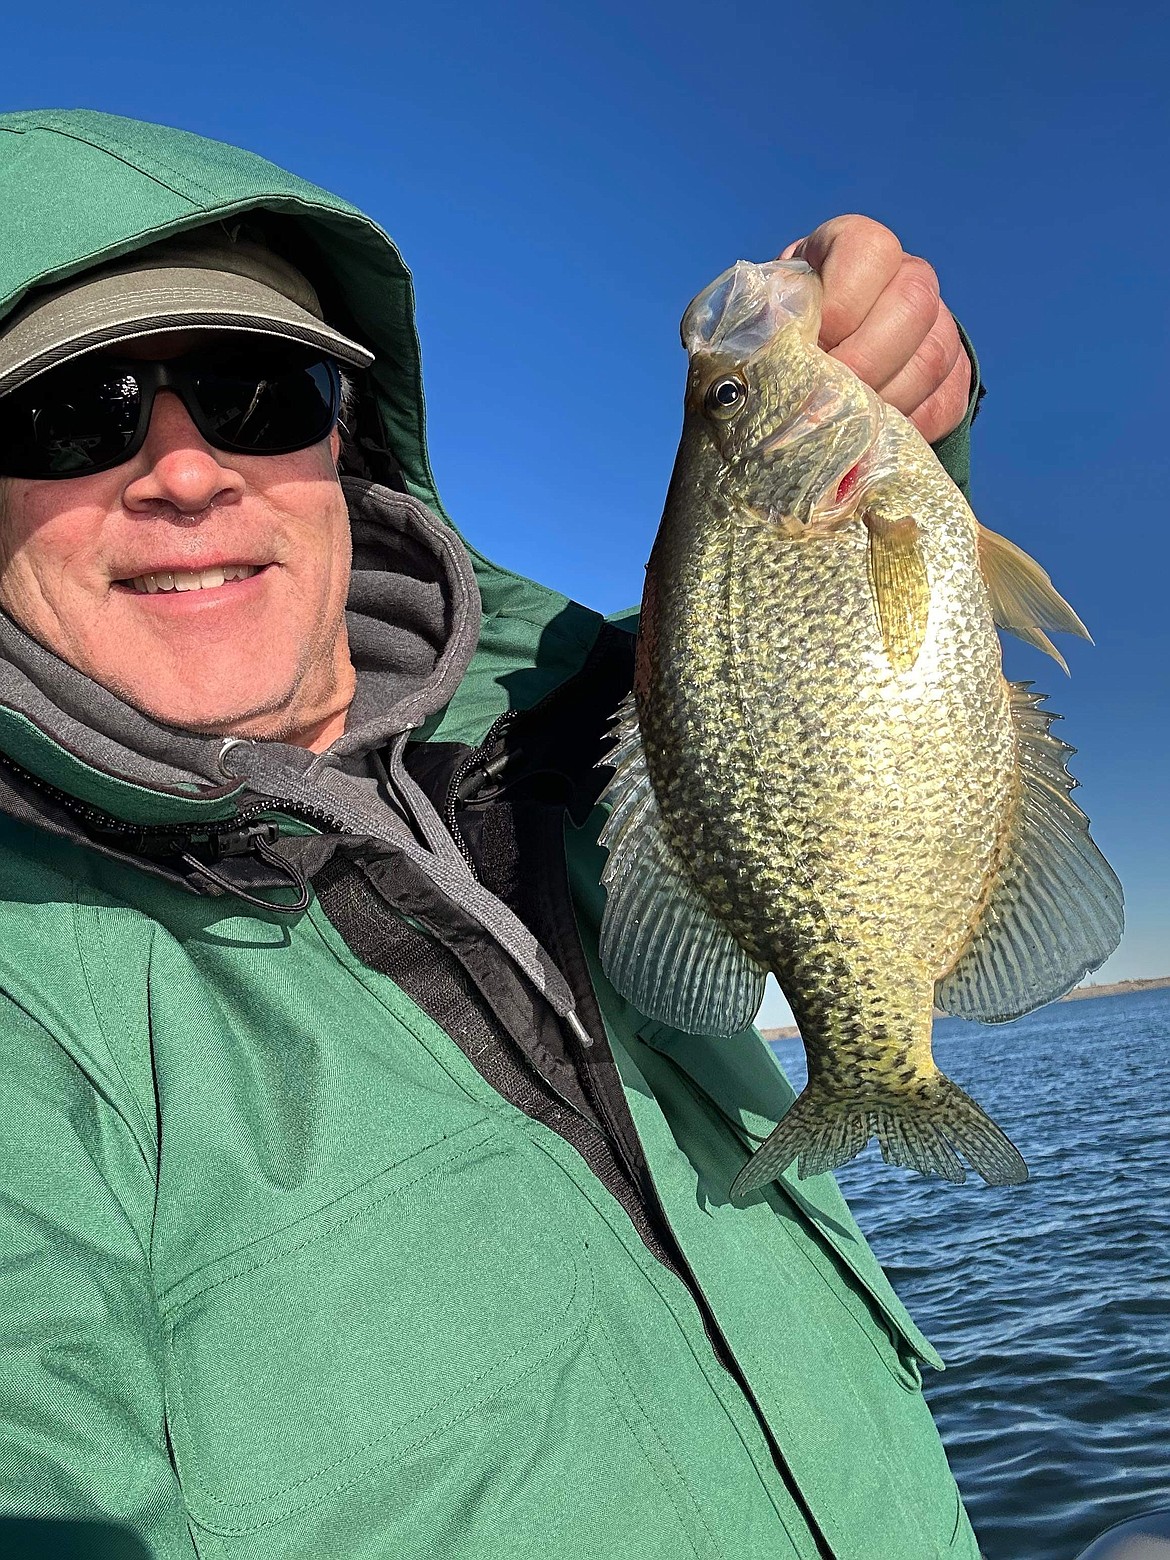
[122, 390, 246, 514]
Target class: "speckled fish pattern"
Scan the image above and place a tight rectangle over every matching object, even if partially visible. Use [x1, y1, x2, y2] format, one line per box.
[602, 259, 1122, 1193]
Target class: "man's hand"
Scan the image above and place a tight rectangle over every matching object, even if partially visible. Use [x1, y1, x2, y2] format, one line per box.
[779, 216, 972, 445]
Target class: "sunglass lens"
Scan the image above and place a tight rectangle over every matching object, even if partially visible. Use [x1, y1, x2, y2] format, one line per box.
[191, 348, 339, 455]
[0, 363, 143, 478]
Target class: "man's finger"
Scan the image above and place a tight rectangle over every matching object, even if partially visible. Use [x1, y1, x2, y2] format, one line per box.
[780, 216, 903, 350]
[878, 304, 964, 421]
[828, 255, 941, 392]
[905, 334, 973, 445]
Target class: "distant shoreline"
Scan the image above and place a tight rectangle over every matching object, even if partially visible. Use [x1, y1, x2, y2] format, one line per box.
[759, 976, 1170, 1042]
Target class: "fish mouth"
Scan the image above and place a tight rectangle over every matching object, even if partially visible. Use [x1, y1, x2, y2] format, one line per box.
[681, 259, 822, 360]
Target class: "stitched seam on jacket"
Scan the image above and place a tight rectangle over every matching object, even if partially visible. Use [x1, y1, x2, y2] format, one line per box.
[170, 1250, 594, 1531]
[526, 1114, 817, 1551]
[758, 1176, 925, 1391]
[70, 888, 159, 1163]
[304, 898, 509, 1109]
[588, 1324, 725, 1559]
[526, 1125, 835, 1554]
[584, 1340, 705, 1560]
[161, 1127, 497, 1313]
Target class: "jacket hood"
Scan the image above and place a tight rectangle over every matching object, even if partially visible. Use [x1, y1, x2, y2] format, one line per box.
[0, 109, 611, 811]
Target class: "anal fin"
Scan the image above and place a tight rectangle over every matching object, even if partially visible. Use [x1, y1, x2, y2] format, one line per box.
[935, 681, 1123, 1022]
[597, 697, 766, 1037]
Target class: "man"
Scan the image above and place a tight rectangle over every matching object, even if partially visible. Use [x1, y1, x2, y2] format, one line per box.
[0, 109, 982, 1559]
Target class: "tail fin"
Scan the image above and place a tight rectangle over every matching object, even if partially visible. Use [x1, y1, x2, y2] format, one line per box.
[730, 1074, 1028, 1196]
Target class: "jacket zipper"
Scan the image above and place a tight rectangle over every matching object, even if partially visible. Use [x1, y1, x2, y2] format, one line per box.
[0, 749, 347, 848]
[443, 709, 516, 878]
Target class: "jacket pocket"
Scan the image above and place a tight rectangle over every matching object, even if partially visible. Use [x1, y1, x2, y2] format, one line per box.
[162, 1118, 593, 1538]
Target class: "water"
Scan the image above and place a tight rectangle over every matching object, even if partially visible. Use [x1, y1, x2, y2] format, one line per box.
[770, 986, 1170, 1560]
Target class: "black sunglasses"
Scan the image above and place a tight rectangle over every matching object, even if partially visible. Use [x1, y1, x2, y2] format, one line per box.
[0, 341, 343, 480]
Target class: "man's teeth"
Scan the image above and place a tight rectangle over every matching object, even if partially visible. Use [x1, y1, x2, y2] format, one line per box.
[129, 564, 260, 594]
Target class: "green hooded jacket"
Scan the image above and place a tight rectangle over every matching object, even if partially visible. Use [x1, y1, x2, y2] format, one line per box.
[0, 111, 985, 1560]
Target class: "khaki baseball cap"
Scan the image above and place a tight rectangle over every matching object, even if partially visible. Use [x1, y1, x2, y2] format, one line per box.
[0, 229, 375, 396]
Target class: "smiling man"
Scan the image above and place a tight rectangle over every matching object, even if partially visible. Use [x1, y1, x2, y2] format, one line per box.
[0, 111, 982, 1560]
[0, 238, 364, 748]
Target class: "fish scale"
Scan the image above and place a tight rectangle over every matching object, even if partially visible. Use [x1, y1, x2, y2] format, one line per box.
[599, 257, 1122, 1192]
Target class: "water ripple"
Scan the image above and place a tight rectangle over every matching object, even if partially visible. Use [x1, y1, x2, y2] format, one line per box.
[771, 987, 1170, 1560]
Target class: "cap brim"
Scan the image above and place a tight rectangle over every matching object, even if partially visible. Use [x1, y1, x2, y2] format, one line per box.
[0, 265, 375, 396]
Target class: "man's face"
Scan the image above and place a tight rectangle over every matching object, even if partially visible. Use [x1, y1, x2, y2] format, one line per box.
[0, 332, 355, 749]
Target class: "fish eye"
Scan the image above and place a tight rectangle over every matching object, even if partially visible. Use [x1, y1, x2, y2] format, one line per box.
[705, 375, 748, 419]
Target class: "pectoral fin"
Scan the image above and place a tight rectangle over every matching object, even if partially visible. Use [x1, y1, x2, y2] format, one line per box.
[865, 514, 930, 672]
[934, 682, 1123, 1022]
[977, 524, 1090, 674]
[597, 697, 766, 1037]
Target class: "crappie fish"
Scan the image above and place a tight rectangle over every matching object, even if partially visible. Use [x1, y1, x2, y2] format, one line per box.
[598, 258, 1123, 1195]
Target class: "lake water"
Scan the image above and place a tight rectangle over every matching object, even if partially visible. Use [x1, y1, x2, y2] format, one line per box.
[770, 985, 1170, 1560]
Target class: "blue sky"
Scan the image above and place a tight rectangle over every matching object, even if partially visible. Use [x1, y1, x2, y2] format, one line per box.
[6, 0, 1166, 1025]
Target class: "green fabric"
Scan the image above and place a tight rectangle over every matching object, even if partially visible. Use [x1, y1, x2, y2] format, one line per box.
[931, 320, 982, 502]
[0, 821, 980, 1560]
[0, 112, 983, 1558]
